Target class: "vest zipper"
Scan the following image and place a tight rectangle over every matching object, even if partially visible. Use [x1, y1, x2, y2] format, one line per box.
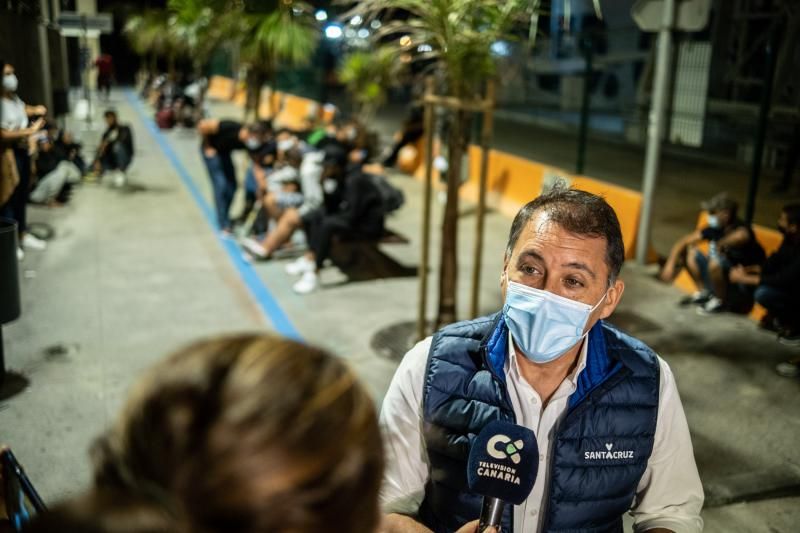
[539, 366, 632, 532]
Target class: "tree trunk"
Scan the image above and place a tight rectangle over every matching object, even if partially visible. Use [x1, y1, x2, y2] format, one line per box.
[436, 108, 468, 328]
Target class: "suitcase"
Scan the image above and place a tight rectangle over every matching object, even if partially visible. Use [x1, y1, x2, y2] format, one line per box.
[155, 107, 175, 129]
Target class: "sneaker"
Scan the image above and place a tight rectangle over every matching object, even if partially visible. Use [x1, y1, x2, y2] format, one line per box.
[285, 256, 315, 276]
[22, 233, 47, 251]
[241, 237, 269, 259]
[680, 290, 711, 307]
[113, 170, 127, 188]
[778, 331, 800, 347]
[696, 297, 725, 315]
[775, 361, 800, 377]
[16, 247, 24, 261]
[292, 271, 318, 294]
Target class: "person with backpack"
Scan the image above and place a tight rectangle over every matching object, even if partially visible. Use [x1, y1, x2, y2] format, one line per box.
[284, 149, 388, 295]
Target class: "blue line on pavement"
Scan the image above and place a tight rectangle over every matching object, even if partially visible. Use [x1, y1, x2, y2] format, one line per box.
[124, 89, 301, 340]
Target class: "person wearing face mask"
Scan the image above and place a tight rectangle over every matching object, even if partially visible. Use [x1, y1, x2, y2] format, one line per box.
[380, 185, 703, 533]
[659, 192, 765, 314]
[729, 204, 800, 364]
[197, 118, 270, 234]
[1, 61, 48, 259]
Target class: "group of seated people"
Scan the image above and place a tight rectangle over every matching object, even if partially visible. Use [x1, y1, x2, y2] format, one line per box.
[198, 115, 392, 295]
[660, 193, 800, 375]
[5, 334, 383, 533]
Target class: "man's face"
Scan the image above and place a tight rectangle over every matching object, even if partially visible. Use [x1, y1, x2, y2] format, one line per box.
[715, 208, 733, 227]
[501, 211, 624, 332]
[2, 64, 12, 77]
[105, 114, 116, 127]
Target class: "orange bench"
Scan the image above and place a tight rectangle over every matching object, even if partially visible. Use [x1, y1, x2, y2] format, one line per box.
[458, 145, 646, 260]
[207, 75, 236, 101]
[673, 213, 783, 320]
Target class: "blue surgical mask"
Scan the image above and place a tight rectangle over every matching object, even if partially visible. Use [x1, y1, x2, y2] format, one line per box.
[707, 214, 720, 228]
[245, 137, 262, 150]
[503, 280, 607, 364]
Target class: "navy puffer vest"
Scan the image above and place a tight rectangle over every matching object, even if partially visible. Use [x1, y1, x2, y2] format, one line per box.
[418, 313, 660, 533]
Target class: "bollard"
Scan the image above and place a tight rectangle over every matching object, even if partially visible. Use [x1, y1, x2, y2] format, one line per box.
[0, 217, 22, 385]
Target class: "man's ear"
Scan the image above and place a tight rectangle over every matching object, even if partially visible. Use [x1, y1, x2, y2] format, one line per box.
[598, 279, 625, 321]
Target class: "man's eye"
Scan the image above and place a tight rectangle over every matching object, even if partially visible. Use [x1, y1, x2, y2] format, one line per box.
[565, 278, 584, 288]
[521, 266, 538, 275]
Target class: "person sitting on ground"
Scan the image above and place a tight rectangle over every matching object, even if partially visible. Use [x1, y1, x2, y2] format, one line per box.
[727, 204, 800, 375]
[197, 118, 270, 234]
[659, 192, 765, 314]
[29, 133, 82, 205]
[29, 334, 383, 533]
[56, 130, 87, 175]
[286, 150, 386, 295]
[91, 109, 134, 187]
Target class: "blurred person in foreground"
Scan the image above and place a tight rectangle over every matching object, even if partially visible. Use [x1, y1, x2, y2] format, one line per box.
[728, 204, 800, 375]
[28, 334, 384, 533]
[380, 185, 703, 533]
[659, 192, 765, 315]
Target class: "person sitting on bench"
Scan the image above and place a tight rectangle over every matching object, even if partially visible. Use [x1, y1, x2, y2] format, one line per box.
[728, 204, 800, 361]
[285, 149, 385, 295]
[660, 192, 765, 314]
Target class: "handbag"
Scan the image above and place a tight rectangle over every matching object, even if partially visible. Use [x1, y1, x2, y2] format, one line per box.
[0, 147, 20, 207]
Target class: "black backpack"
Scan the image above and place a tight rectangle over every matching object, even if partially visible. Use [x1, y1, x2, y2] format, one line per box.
[367, 173, 405, 214]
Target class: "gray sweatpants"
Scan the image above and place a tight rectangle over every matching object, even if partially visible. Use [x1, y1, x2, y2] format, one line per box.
[30, 161, 81, 203]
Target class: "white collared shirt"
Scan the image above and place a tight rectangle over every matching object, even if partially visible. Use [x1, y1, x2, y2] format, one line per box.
[380, 333, 704, 533]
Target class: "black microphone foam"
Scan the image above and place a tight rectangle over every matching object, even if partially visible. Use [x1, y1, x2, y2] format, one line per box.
[466, 420, 538, 505]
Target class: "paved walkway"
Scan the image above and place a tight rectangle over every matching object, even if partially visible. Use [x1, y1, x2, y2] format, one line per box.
[0, 89, 798, 531]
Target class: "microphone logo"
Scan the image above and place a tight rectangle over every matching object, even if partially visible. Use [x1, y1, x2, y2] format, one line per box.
[486, 434, 525, 465]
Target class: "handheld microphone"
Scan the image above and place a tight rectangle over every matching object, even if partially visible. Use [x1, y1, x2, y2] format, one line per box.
[467, 420, 538, 532]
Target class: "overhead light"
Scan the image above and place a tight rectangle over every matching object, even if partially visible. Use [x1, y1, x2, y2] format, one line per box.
[490, 40, 512, 57]
[417, 44, 432, 53]
[324, 24, 343, 39]
[345, 28, 357, 39]
[315, 10, 328, 22]
[370, 20, 381, 29]
[350, 15, 363, 26]
[357, 28, 370, 39]
[399, 35, 411, 47]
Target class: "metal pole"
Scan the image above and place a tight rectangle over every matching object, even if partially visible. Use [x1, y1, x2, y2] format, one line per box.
[745, 35, 778, 225]
[576, 36, 593, 175]
[635, 0, 675, 265]
[417, 77, 436, 341]
[470, 82, 495, 319]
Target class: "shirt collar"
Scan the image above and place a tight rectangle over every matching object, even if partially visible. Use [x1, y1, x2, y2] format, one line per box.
[506, 334, 589, 391]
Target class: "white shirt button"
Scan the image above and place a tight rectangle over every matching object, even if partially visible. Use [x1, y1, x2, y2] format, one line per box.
[529, 508, 538, 517]
[539, 453, 545, 462]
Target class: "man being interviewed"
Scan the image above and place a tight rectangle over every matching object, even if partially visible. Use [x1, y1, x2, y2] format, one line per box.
[380, 186, 704, 533]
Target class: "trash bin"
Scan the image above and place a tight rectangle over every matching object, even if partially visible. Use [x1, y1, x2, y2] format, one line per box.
[0, 217, 21, 383]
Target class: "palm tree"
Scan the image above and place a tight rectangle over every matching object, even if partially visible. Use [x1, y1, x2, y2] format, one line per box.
[123, 11, 168, 81]
[338, 46, 402, 124]
[167, 0, 319, 119]
[239, 3, 320, 118]
[345, 0, 532, 328]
